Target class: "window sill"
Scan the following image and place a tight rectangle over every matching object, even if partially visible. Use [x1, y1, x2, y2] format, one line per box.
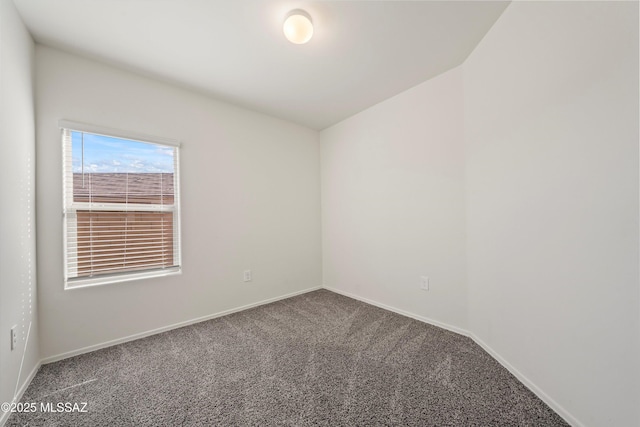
[64, 267, 181, 290]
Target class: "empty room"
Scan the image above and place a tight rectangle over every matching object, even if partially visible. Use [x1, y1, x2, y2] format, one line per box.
[1, 0, 638, 426]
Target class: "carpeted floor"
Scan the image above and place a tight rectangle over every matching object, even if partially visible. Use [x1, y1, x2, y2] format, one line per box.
[7, 289, 568, 426]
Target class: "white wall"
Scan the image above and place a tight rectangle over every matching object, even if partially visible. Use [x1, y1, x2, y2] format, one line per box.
[0, 0, 39, 419]
[18, 2, 640, 426]
[35, 45, 322, 359]
[320, 2, 638, 426]
[321, 67, 467, 330]
[464, 2, 639, 426]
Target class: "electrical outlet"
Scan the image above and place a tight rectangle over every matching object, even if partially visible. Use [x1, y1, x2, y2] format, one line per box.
[420, 276, 429, 291]
[10, 326, 17, 351]
[243, 270, 252, 282]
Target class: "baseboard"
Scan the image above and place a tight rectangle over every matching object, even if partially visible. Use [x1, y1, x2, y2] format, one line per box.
[14, 284, 582, 427]
[0, 361, 42, 427]
[41, 285, 322, 364]
[322, 285, 469, 337]
[469, 333, 585, 427]
[322, 285, 582, 427]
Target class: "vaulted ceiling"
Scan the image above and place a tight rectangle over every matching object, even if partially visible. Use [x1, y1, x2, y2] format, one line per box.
[13, 0, 509, 130]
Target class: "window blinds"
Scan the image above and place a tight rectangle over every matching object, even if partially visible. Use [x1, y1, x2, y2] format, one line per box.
[61, 125, 181, 288]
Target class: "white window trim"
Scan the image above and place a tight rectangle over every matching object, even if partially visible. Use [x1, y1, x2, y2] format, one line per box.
[65, 267, 182, 290]
[58, 120, 181, 147]
[60, 120, 182, 290]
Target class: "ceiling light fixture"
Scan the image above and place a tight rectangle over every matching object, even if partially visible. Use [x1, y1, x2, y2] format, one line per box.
[283, 10, 313, 44]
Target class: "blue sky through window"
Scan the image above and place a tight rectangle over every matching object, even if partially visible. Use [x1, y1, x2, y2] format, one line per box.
[72, 131, 174, 173]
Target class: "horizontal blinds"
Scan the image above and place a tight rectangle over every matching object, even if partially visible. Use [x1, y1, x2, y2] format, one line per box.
[62, 127, 181, 285]
[72, 172, 175, 204]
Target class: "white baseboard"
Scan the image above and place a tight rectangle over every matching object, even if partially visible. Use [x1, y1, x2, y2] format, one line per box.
[321, 285, 582, 427]
[8, 284, 582, 427]
[469, 333, 584, 427]
[4, 286, 321, 425]
[42, 286, 322, 364]
[0, 361, 41, 427]
[322, 285, 469, 337]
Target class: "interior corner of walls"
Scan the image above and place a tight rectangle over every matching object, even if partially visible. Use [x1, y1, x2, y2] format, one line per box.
[323, 286, 470, 338]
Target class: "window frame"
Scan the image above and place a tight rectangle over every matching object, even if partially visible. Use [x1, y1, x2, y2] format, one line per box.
[60, 120, 182, 289]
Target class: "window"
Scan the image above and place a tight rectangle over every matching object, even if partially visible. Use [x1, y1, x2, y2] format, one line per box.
[61, 121, 181, 288]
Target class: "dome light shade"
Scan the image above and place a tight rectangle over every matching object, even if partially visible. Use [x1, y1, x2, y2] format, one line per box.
[283, 10, 313, 44]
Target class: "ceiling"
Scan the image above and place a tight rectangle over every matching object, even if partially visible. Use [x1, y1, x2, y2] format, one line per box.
[13, 0, 509, 130]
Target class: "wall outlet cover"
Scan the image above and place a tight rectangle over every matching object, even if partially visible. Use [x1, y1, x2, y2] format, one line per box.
[10, 326, 17, 350]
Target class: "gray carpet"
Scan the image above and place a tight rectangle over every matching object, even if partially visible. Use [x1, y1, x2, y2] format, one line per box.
[7, 289, 568, 426]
